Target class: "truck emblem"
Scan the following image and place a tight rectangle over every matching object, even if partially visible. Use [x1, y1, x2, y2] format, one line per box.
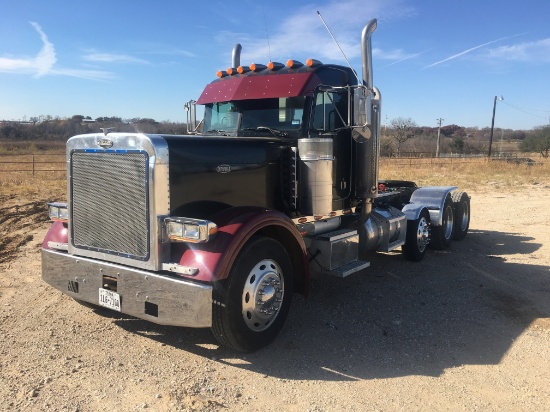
[98, 138, 113, 148]
[216, 164, 231, 173]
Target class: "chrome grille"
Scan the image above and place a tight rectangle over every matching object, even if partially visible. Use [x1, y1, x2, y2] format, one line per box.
[71, 151, 149, 260]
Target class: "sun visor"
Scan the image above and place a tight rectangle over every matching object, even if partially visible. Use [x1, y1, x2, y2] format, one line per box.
[197, 72, 320, 104]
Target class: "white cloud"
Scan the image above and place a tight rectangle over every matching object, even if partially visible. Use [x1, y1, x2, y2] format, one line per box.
[83, 51, 149, 64]
[0, 22, 56, 76]
[50, 68, 115, 81]
[216, 0, 415, 64]
[0, 22, 113, 80]
[483, 39, 550, 63]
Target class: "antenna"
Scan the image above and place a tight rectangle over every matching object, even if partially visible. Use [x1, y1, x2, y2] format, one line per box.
[262, 1, 272, 61]
[317, 11, 360, 82]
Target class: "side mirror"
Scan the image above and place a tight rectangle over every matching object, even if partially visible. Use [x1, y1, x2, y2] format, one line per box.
[184, 100, 198, 134]
[352, 86, 372, 142]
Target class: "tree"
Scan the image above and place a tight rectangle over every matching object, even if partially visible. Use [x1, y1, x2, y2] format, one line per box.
[520, 125, 550, 158]
[388, 117, 418, 156]
[449, 137, 465, 153]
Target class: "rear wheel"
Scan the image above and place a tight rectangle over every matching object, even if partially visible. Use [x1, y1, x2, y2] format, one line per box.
[452, 191, 470, 240]
[429, 196, 454, 250]
[211, 236, 293, 352]
[402, 208, 430, 261]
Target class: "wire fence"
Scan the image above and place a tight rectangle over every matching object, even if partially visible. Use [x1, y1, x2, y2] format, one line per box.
[0, 153, 65, 174]
[0, 151, 545, 176]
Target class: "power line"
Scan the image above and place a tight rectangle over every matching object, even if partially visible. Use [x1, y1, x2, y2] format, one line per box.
[500, 101, 548, 120]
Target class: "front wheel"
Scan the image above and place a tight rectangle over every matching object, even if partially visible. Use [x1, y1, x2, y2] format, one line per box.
[211, 236, 293, 352]
[402, 208, 430, 262]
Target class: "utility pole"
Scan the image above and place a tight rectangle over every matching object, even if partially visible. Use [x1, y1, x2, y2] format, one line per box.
[488, 95, 503, 158]
[436, 118, 444, 158]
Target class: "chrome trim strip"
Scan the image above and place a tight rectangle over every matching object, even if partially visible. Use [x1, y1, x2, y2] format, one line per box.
[162, 263, 199, 276]
[42, 248, 212, 328]
[47, 241, 68, 251]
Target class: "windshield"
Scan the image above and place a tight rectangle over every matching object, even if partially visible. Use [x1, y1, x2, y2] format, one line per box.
[203, 97, 305, 137]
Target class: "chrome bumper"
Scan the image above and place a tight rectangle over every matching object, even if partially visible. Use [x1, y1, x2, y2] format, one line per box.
[41, 248, 212, 328]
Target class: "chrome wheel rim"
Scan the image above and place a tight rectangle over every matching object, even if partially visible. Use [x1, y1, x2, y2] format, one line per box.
[460, 201, 469, 231]
[242, 259, 284, 332]
[416, 216, 430, 252]
[443, 205, 454, 240]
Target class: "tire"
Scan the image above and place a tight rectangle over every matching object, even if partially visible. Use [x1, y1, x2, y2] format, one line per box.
[452, 191, 470, 241]
[211, 236, 293, 352]
[429, 195, 454, 250]
[402, 208, 430, 262]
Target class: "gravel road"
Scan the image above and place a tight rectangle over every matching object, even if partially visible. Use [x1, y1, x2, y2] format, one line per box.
[1, 187, 549, 411]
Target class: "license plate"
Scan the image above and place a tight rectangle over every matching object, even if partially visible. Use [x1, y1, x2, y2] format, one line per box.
[98, 288, 121, 311]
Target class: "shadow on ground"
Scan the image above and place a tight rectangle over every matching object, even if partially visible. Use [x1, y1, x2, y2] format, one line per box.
[112, 228, 549, 381]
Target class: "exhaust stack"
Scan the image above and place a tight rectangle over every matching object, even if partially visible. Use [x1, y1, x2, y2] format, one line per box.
[356, 19, 380, 219]
[232, 44, 242, 68]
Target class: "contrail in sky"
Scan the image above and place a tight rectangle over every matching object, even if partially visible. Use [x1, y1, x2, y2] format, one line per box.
[424, 33, 526, 68]
[380, 49, 432, 69]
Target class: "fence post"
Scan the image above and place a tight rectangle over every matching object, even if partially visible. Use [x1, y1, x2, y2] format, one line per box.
[32, 154, 35, 176]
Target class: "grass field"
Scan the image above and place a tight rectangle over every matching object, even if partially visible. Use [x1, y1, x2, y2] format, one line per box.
[1, 148, 548, 199]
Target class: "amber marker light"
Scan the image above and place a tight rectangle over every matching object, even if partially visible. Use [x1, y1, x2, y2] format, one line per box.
[267, 61, 284, 70]
[227, 67, 236, 75]
[306, 58, 323, 67]
[250, 63, 266, 72]
[286, 59, 304, 69]
[216, 70, 226, 78]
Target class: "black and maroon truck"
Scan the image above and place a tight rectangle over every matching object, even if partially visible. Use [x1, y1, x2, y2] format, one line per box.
[42, 19, 470, 352]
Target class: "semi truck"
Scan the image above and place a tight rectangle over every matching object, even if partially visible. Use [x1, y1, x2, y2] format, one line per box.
[42, 19, 470, 352]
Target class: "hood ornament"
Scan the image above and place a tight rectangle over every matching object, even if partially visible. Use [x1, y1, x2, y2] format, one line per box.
[100, 127, 114, 136]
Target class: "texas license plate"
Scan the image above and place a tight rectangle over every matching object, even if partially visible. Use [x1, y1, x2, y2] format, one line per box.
[98, 288, 121, 311]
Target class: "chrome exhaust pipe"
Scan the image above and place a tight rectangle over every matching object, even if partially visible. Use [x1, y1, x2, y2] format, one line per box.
[232, 43, 242, 68]
[357, 19, 379, 220]
[361, 20, 377, 90]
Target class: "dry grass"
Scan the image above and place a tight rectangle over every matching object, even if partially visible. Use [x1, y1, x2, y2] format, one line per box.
[1, 152, 549, 200]
[380, 156, 550, 192]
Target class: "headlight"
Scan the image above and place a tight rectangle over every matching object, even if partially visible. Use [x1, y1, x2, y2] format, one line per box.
[165, 217, 217, 243]
[48, 202, 68, 222]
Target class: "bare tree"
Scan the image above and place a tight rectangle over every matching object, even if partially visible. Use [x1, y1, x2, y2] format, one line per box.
[389, 117, 418, 156]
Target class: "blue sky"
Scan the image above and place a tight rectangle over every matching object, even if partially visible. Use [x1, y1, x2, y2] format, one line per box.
[1, 0, 549, 130]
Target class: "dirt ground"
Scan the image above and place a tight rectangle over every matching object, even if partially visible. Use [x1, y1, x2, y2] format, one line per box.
[1, 185, 549, 412]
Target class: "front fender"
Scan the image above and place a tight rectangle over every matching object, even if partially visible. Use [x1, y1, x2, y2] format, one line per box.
[171, 207, 308, 285]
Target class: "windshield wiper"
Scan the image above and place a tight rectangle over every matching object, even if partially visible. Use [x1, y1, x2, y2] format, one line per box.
[204, 129, 232, 136]
[242, 126, 289, 137]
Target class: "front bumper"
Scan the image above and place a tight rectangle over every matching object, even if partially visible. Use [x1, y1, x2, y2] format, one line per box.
[42, 248, 212, 328]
